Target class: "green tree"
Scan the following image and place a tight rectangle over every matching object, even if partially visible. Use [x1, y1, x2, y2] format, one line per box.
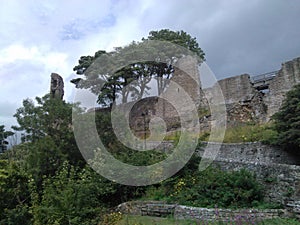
[12, 94, 84, 165]
[144, 29, 205, 59]
[12, 94, 85, 199]
[71, 29, 205, 106]
[0, 160, 32, 224]
[0, 125, 14, 152]
[272, 84, 300, 153]
[32, 162, 105, 225]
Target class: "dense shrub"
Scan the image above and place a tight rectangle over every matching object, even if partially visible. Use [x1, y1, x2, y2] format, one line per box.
[170, 167, 264, 208]
[144, 156, 265, 209]
[0, 160, 32, 225]
[272, 84, 300, 153]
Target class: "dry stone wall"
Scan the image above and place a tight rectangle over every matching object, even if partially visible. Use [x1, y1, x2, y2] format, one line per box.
[174, 206, 286, 221]
[198, 142, 300, 206]
[197, 142, 300, 165]
[116, 201, 288, 221]
[211, 160, 300, 205]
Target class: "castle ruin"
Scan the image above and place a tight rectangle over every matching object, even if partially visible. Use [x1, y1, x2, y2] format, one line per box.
[209, 56, 300, 124]
[50, 73, 64, 100]
[93, 56, 300, 135]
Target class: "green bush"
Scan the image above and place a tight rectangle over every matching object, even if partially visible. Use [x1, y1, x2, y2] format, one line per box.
[144, 157, 265, 209]
[272, 83, 300, 153]
[0, 160, 32, 225]
[169, 167, 264, 208]
[31, 162, 104, 225]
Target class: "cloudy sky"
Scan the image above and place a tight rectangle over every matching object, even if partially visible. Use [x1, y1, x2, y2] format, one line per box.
[1, 0, 300, 130]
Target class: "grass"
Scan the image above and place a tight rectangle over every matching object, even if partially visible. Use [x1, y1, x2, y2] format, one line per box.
[199, 122, 278, 143]
[163, 122, 278, 144]
[117, 215, 300, 225]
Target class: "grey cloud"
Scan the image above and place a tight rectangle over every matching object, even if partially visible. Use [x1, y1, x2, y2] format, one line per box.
[60, 14, 116, 41]
[200, 1, 300, 78]
[0, 60, 50, 101]
[0, 101, 19, 117]
[1, 0, 300, 129]
[139, 0, 300, 78]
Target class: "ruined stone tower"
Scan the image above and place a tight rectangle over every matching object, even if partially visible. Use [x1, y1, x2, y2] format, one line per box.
[156, 56, 203, 118]
[50, 73, 64, 100]
[127, 56, 204, 134]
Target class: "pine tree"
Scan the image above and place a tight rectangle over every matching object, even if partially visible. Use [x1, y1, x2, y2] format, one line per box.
[272, 84, 300, 153]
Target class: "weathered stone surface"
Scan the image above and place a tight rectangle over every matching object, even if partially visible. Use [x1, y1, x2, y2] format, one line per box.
[195, 142, 300, 205]
[265, 57, 300, 118]
[286, 200, 300, 219]
[169, 55, 202, 107]
[116, 201, 287, 221]
[174, 206, 286, 221]
[204, 74, 267, 125]
[203, 57, 300, 125]
[91, 56, 300, 133]
[217, 74, 256, 104]
[197, 142, 300, 165]
[50, 73, 64, 100]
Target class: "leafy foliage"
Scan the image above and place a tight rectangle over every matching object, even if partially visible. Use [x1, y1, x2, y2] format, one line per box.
[144, 29, 205, 59]
[144, 156, 264, 209]
[1, 93, 162, 224]
[0, 125, 14, 152]
[32, 162, 105, 225]
[172, 167, 263, 208]
[0, 125, 14, 141]
[0, 160, 32, 224]
[10, 94, 86, 205]
[71, 29, 205, 106]
[12, 94, 84, 166]
[199, 123, 278, 144]
[272, 84, 300, 152]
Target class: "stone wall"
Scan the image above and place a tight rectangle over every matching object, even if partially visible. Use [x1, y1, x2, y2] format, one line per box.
[128, 97, 181, 135]
[287, 201, 300, 219]
[174, 206, 286, 221]
[198, 142, 300, 205]
[203, 57, 300, 124]
[116, 201, 287, 221]
[116, 201, 175, 217]
[113, 140, 300, 218]
[169, 55, 202, 106]
[155, 141, 300, 205]
[265, 57, 300, 118]
[197, 142, 300, 165]
[217, 74, 257, 104]
[210, 160, 300, 205]
[204, 74, 267, 124]
[93, 56, 300, 132]
[143, 141, 300, 165]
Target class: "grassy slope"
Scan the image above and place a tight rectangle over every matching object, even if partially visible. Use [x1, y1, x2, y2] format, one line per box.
[118, 215, 299, 225]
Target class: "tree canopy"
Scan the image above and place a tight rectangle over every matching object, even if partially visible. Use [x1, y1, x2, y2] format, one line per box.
[272, 84, 300, 153]
[0, 125, 14, 152]
[12, 94, 84, 166]
[71, 29, 205, 107]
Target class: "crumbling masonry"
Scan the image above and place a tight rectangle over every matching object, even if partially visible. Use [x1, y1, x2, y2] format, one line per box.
[130, 56, 300, 132]
[209, 57, 300, 125]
